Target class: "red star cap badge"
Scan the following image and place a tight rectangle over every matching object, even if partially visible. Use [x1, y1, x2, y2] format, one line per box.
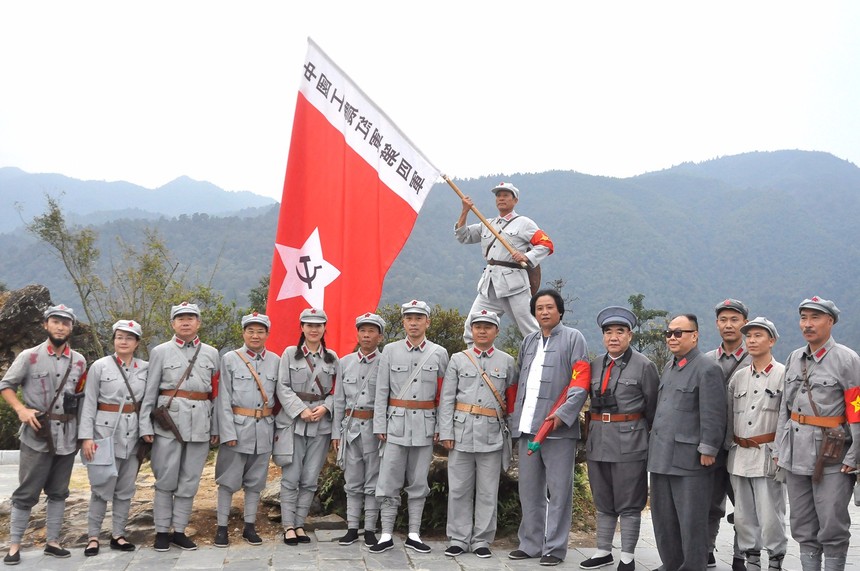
[252, 311, 259, 316]
[724, 299, 731, 305]
[128, 321, 134, 327]
[481, 310, 488, 315]
[181, 302, 188, 306]
[411, 300, 418, 305]
[364, 313, 371, 317]
[812, 296, 820, 302]
[311, 308, 317, 313]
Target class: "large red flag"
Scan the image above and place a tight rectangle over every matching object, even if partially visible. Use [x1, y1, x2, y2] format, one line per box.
[266, 39, 440, 357]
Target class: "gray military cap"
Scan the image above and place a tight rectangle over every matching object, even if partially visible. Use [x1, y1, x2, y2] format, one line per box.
[44, 303, 76, 323]
[401, 299, 431, 317]
[715, 298, 749, 318]
[596, 306, 638, 330]
[469, 310, 500, 328]
[300, 308, 328, 323]
[355, 312, 386, 333]
[112, 319, 142, 338]
[241, 312, 271, 330]
[490, 181, 520, 200]
[170, 302, 201, 320]
[740, 316, 779, 340]
[798, 296, 840, 324]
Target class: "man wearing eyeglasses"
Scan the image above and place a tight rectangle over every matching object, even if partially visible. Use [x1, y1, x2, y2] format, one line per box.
[648, 314, 727, 571]
[774, 297, 860, 571]
[704, 299, 751, 571]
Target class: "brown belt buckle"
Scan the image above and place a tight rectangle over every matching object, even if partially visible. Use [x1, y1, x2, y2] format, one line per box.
[601, 412, 612, 423]
[254, 409, 264, 419]
[796, 414, 806, 424]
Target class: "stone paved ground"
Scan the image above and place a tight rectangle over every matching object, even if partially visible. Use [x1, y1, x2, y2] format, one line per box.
[0, 463, 858, 570]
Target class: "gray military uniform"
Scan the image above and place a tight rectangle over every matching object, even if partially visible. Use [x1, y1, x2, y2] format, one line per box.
[332, 348, 382, 532]
[139, 336, 219, 534]
[0, 341, 86, 545]
[79, 354, 148, 539]
[648, 347, 727, 571]
[373, 338, 449, 535]
[455, 212, 550, 345]
[215, 346, 279, 526]
[438, 346, 517, 552]
[776, 337, 860, 565]
[276, 345, 337, 530]
[510, 323, 588, 561]
[586, 348, 658, 556]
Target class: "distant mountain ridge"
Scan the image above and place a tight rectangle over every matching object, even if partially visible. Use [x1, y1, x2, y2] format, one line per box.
[0, 167, 276, 233]
[2, 149, 859, 357]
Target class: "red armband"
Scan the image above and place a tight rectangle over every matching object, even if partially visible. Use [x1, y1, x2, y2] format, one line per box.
[75, 371, 87, 393]
[530, 230, 554, 255]
[435, 376, 444, 406]
[845, 386, 860, 423]
[506, 385, 518, 415]
[570, 360, 591, 390]
[211, 371, 220, 399]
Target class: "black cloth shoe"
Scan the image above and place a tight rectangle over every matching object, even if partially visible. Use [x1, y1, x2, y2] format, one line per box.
[84, 539, 100, 557]
[44, 545, 71, 558]
[171, 532, 197, 551]
[294, 527, 311, 544]
[242, 524, 262, 546]
[214, 526, 229, 548]
[154, 532, 171, 552]
[283, 528, 298, 546]
[404, 537, 431, 553]
[369, 538, 394, 553]
[617, 561, 635, 571]
[110, 536, 136, 552]
[363, 530, 378, 547]
[581, 554, 615, 569]
[474, 547, 492, 558]
[541, 555, 564, 566]
[509, 549, 532, 560]
[3, 550, 19, 566]
[444, 545, 465, 557]
[732, 557, 748, 571]
[338, 528, 359, 545]
[708, 552, 717, 567]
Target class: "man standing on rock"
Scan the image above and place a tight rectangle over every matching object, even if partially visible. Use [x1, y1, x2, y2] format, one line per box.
[455, 182, 554, 346]
[372, 300, 449, 554]
[213, 312, 279, 548]
[0, 304, 87, 565]
[332, 312, 386, 548]
[705, 298, 751, 570]
[140, 302, 220, 552]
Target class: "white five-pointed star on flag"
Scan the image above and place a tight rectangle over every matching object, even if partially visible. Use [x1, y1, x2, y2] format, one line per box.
[274, 228, 340, 308]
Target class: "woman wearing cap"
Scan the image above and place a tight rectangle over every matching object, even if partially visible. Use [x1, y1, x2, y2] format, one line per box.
[78, 320, 149, 556]
[276, 308, 339, 545]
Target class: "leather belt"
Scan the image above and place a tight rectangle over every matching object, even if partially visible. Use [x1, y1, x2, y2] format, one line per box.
[295, 391, 324, 403]
[345, 408, 373, 420]
[388, 398, 435, 410]
[455, 402, 498, 417]
[790, 411, 846, 428]
[160, 389, 210, 401]
[46, 413, 74, 422]
[589, 412, 643, 423]
[487, 259, 522, 269]
[733, 433, 776, 448]
[98, 402, 140, 414]
[232, 406, 273, 419]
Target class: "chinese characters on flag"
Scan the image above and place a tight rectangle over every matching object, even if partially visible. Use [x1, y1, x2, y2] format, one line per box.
[266, 39, 440, 356]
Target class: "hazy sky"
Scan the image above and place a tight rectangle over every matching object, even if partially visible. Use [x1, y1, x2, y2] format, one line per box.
[1, 1, 858, 200]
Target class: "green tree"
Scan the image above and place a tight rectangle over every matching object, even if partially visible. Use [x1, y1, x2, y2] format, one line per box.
[378, 303, 467, 357]
[248, 275, 270, 312]
[628, 293, 671, 372]
[27, 195, 106, 354]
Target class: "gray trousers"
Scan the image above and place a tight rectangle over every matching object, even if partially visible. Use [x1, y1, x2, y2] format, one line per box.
[215, 445, 270, 526]
[784, 470, 853, 557]
[88, 453, 140, 538]
[446, 448, 501, 551]
[342, 435, 380, 530]
[729, 474, 786, 556]
[516, 436, 576, 560]
[151, 437, 209, 532]
[375, 442, 432, 534]
[9, 443, 76, 544]
[651, 471, 714, 571]
[708, 462, 741, 557]
[587, 458, 647, 553]
[463, 284, 538, 346]
[280, 433, 331, 529]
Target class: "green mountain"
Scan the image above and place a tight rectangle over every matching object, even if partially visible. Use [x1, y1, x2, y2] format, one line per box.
[1, 150, 858, 359]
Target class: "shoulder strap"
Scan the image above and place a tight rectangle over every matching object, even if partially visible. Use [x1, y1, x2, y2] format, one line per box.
[724, 351, 747, 382]
[462, 350, 506, 417]
[484, 216, 520, 259]
[112, 357, 138, 410]
[390, 346, 438, 406]
[304, 354, 328, 396]
[164, 343, 203, 409]
[235, 350, 270, 405]
[44, 351, 75, 412]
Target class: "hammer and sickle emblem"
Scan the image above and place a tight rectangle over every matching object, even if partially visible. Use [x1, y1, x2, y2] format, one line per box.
[297, 255, 323, 289]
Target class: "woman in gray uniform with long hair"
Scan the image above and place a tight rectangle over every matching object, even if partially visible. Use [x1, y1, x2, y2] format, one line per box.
[79, 320, 148, 556]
